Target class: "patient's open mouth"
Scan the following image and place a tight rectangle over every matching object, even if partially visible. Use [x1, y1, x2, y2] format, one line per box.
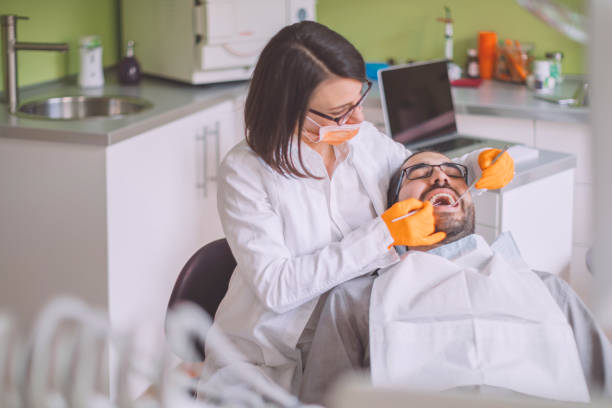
[429, 193, 456, 207]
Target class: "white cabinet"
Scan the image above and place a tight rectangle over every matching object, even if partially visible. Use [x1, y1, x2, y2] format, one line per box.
[0, 99, 241, 362]
[473, 169, 575, 277]
[457, 113, 593, 292]
[534, 121, 592, 184]
[533, 120, 594, 296]
[105, 100, 239, 395]
[0, 139, 108, 327]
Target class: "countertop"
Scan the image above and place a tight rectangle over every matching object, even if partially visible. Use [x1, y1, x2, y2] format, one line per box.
[0, 73, 588, 146]
[365, 75, 589, 126]
[452, 140, 577, 194]
[452, 76, 588, 123]
[0, 75, 248, 146]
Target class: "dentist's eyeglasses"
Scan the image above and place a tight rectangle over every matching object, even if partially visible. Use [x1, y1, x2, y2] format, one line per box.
[403, 163, 468, 182]
[309, 80, 372, 126]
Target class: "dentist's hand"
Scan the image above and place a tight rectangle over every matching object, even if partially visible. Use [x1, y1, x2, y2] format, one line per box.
[475, 148, 514, 190]
[382, 198, 446, 247]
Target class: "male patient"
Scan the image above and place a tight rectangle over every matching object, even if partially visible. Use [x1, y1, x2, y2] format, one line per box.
[299, 151, 612, 404]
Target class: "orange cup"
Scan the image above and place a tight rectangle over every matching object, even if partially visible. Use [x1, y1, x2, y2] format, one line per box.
[478, 31, 497, 79]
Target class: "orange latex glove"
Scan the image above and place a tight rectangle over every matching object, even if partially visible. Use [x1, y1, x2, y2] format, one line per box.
[475, 148, 515, 190]
[381, 198, 446, 247]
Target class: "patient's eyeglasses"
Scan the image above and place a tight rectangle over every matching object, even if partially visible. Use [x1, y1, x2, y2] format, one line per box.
[391, 162, 468, 205]
[309, 80, 372, 126]
[402, 163, 468, 182]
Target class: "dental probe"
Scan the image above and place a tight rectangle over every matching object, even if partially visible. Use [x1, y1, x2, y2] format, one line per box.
[452, 144, 510, 207]
[390, 196, 455, 222]
[391, 209, 418, 223]
[392, 145, 510, 223]
[390, 196, 455, 223]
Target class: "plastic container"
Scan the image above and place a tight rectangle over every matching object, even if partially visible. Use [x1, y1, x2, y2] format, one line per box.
[478, 31, 497, 79]
[530, 60, 556, 92]
[545, 51, 564, 83]
[365, 62, 390, 80]
[78, 36, 104, 88]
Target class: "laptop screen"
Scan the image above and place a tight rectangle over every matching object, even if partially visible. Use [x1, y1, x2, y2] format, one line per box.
[379, 60, 458, 145]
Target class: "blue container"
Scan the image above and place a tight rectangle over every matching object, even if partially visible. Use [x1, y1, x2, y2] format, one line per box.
[365, 62, 390, 81]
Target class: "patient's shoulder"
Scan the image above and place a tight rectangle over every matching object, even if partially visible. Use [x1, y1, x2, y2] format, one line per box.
[533, 270, 570, 292]
[532, 270, 582, 312]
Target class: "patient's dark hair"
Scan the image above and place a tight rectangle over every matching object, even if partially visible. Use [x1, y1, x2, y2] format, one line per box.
[387, 151, 437, 208]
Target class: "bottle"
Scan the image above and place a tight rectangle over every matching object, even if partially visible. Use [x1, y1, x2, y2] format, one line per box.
[465, 48, 480, 78]
[118, 40, 141, 85]
[545, 51, 563, 83]
[78, 36, 104, 88]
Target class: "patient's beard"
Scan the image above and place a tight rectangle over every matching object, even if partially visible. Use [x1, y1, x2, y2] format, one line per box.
[436, 200, 475, 245]
[410, 199, 475, 252]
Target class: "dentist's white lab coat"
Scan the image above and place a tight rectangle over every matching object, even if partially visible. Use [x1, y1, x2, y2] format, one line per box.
[201, 121, 483, 393]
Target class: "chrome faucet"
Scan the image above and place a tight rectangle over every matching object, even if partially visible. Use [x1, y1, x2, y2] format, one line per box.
[1, 15, 69, 114]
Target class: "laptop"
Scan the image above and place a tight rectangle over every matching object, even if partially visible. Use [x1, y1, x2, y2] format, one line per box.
[378, 60, 486, 154]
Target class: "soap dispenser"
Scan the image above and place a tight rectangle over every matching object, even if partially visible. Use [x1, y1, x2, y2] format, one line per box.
[78, 36, 104, 88]
[118, 40, 141, 85]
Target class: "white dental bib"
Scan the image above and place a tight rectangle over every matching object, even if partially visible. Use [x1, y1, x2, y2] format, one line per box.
[369, 234, 589, 402]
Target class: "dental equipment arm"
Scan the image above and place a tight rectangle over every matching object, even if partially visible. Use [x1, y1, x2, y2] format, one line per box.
[28, 298, 110, 408]
[166, 303, 320, 408]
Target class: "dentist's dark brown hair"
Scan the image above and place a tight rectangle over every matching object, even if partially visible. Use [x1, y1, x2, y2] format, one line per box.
[244, 21, 366, 178]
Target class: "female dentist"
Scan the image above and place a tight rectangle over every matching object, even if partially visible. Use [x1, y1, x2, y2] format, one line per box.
[199, 21, 513, 393]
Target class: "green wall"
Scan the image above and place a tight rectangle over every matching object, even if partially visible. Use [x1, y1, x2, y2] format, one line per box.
[0, 0, 119, 93]
[0, 0, 585, 94]
[318, 0, 586, 75]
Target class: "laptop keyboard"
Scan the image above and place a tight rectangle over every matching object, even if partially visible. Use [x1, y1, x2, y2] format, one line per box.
[415, 137, 484, 153]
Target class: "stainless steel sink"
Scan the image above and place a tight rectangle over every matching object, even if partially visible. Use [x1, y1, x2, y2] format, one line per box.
[17, 95, 153, 120]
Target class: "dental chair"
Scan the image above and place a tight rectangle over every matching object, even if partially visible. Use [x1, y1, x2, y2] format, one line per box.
[166, 238, 236, 360]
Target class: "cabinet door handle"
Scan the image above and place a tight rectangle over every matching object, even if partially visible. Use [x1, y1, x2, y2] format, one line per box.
[212, 121, 221, 178]
[196, 126, 209, 197]
[195, 121, 221, 198]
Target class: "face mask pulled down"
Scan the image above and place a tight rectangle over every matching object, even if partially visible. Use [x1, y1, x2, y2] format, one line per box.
[304, 116, 361, 146]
